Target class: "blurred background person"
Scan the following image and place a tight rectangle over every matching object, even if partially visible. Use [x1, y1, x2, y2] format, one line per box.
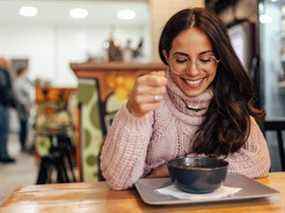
[0, 57, 16, 163]
[14, 67, 34, 153]
[132, 37, 144, 60]
[107, 34, 123, 62]
[123, 39, 134, 62]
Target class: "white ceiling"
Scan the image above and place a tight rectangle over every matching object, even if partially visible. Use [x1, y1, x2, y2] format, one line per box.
[0, 0, 150, 27]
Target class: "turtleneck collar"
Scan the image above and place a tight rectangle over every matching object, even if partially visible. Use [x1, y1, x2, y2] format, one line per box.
[164, 69, 213, 125]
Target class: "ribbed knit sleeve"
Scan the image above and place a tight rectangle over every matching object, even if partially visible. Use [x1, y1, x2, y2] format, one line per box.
[100, 104, 154, 190]
[226, 117, 271, 178]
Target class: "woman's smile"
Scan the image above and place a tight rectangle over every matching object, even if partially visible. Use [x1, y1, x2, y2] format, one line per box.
[182, 77, 205, 88]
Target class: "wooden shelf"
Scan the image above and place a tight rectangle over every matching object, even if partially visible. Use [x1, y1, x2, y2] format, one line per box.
[71, 62, 166, 79]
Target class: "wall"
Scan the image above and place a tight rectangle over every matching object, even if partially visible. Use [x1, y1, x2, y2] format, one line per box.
[0, 24, 151, 87]
[0, 0, 206, 86]
[148, 0, 204, 61]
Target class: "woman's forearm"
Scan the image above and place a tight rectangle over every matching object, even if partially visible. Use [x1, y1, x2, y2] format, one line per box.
[100, 105, 154, 190]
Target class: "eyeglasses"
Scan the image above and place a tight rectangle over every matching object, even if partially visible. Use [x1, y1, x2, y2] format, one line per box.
[168, 53, 220, 74]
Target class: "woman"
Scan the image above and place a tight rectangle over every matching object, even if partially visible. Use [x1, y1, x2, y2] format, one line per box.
[101, 8, 270, 190]
[14, 67, 34, 152]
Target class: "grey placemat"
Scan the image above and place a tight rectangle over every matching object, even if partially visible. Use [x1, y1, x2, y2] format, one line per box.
[135, 174, 280, 205]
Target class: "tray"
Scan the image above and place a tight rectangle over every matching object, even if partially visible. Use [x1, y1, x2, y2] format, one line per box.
[134, 173, 279, 205]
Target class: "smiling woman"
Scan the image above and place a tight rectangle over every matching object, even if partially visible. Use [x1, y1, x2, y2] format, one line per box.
[100, 7, 271, 190]
[164, 27, 219, 97]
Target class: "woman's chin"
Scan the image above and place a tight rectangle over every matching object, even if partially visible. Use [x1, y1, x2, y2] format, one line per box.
[179, 83, 207, 97]
[183, 89, 205, 97]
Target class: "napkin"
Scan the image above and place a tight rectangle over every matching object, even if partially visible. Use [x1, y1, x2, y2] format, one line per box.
[156, 184, 242, 201]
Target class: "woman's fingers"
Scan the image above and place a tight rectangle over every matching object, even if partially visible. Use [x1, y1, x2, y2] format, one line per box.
[135, 71, 167, 96]
[138, 72, 167, 87]
[127, 71, 168, 117]
[134, 94, 164, 104]
[135, 85, 166, 96]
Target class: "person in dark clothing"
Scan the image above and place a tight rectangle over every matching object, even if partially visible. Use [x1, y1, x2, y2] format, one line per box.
[0, 58, 16, 163]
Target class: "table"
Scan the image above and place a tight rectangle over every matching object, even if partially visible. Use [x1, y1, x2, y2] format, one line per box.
[1, 172, 285, 213]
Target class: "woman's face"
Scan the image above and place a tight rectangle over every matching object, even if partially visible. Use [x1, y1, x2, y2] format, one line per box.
[165, 27, 219, 97]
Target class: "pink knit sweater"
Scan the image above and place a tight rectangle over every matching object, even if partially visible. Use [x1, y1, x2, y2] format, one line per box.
[100, 77, 271, 190]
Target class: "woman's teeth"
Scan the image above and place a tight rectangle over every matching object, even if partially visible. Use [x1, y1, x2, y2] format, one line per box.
[185, 79, 203, 87]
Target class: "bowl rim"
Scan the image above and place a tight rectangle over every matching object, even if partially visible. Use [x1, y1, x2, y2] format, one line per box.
[167, 156, 229, 171]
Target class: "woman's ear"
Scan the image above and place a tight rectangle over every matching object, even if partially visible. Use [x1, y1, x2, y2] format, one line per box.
[162, 50, 169, 63]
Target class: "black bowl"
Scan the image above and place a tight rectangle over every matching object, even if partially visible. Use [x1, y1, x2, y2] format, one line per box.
[167, 156, 228, 194]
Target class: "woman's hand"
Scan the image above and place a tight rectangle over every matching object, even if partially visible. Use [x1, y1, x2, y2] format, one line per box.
[147, 164, 169, 178]
[127, 71, 167, 117]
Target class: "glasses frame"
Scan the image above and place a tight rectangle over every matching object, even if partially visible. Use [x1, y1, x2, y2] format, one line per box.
[168, 54, 221, 74]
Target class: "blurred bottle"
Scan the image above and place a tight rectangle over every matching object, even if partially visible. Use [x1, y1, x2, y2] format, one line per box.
[123, 39, 133, 62]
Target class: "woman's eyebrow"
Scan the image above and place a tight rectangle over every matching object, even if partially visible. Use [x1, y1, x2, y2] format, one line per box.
[173, 50, 214, 57]
[173, 52, 189, 57]
[199, 50, 214, 55]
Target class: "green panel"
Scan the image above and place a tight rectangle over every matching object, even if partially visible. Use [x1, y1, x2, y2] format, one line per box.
[78, 83, 94, 105]
[79, 79, 129, 182]
[93, 171, 99, 179]
[84, 128, 92, 149]
[90, 102, 101, 129]
[80, 80, 104, 182]
[86, 154, 97, 166]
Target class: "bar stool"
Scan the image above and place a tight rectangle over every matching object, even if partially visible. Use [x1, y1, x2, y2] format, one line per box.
[36, 129, 77, 184]
[263, 119, 285, 171]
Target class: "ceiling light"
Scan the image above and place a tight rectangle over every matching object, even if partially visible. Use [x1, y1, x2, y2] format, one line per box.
[70, 8, 88, 19]
[271, 0, 278, 2]
[117, 9, 136, 20]
[259, 14, 273, 24]
[19, 6, 38, 17]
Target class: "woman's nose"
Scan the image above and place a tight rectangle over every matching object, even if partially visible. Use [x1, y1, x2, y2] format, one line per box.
[185, 61, 200, 77]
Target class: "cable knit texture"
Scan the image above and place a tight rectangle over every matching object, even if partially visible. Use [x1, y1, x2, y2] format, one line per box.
[101, 76, 271, 190]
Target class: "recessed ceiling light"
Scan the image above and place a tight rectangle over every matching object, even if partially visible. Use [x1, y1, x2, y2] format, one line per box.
[117, 9, 136, 20]
[70, 8, 88, 19]
[19, 6, 38, 17]
[271, 0, 278, 2]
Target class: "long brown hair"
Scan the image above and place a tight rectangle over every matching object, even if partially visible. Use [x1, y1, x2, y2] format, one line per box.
[159, 8, 265, 157]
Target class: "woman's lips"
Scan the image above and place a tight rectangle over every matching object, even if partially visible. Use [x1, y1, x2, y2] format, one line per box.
[182, 78, 205, 88]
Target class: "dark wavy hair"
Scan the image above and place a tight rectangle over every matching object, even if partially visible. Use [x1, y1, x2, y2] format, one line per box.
[159, 8, 265, 157]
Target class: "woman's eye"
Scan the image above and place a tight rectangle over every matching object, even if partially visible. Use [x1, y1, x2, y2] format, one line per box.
[176, 58, 187, 63]
[199, 57, 212, 63]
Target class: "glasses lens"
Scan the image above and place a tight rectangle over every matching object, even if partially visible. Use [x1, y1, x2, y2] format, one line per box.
[169, 56, 187, 73]
[169, 55, 219, 73]
[196, 57, 215, 70]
